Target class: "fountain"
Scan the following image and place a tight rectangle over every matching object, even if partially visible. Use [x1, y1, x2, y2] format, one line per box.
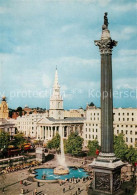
[34, 126, 89, 180]
[54, 126, 69, 175]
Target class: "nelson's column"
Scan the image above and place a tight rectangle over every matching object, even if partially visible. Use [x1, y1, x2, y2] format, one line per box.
[90, 13, 124, 195]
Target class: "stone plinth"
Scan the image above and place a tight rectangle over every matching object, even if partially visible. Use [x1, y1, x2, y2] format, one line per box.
[90, 158, 124, 194]
[36, 147, 45, 163]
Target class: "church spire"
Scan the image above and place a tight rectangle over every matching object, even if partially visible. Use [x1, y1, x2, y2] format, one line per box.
[49, 67, 64, 119]
[54, 66, 59, 88]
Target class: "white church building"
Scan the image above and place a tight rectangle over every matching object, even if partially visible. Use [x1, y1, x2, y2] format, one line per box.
[36, 68, 85, 142]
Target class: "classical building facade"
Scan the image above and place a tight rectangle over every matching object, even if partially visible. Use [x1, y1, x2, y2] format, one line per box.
[36, 117, 84, 142]
[83, 105, 137, 148]
[0, 97, 9, 119]
[64, 109, 85, 118]
[0, 118, 16, 136]
[16, 113, 48, 138]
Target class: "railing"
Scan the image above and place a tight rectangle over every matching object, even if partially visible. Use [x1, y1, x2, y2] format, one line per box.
[0, 155, 36, 168]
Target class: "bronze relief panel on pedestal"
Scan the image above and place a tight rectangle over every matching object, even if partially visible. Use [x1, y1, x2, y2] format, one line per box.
[95, 172, 110, 192]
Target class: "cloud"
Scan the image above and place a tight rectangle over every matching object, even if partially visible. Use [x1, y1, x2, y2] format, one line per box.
[112, 26, 137, 40]
[114, 78, 137, 90]
[119, 49, 137, 56]
[0, 0, 136, 109]
[111, 2, 137, 12]
[42, 74, 52, 88]
[61, 24, 76, 33]
[0, 6, 9, 14]
[98, 0, 112, 7]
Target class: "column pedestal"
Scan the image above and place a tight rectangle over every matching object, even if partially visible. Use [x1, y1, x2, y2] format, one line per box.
[90, 158, 124, 195]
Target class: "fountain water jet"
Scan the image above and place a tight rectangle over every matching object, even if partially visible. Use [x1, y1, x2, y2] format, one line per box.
[54, 125, 69, 175]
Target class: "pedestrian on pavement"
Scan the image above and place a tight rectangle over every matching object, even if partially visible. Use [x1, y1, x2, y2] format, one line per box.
[2, 187, 4, 193]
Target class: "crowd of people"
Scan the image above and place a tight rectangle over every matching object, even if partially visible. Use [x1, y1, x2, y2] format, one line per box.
[0, 161, 41, 174]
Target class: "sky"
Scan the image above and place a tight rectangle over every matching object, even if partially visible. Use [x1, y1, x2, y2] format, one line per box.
[0, 0, 136, 110]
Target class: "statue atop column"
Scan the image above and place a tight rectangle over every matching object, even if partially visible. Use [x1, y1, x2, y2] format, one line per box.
[104, 12, 109, 29]
[102, 12, 109, 31]
[94, 12, 118, 54]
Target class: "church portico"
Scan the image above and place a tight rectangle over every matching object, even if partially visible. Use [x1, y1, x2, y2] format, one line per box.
[36, 117, 85, 143]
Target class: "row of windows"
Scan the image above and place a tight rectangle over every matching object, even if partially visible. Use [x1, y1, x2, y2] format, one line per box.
[125, 137, 136, 143]
[90, 117, 100, 121]
[116, 125, 136, 128]
[85, 128, 98, 132]
[89, 112, 135, 116]
[116, 112, 134, 116]
[18, 121, 37, 125]
[117, 118, 134, 121]
[85, 134, 98, 139]
[88, 117, 135, 122]
[90, 113, 100, 116]
[85, 123, 99, 126]
[116, 130, 137, 135]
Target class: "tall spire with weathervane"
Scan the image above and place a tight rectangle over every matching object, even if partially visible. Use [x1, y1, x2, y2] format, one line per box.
[49, 67, 64, 119]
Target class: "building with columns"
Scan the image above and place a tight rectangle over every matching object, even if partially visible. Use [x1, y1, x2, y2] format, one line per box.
[36, 117, 84, 142]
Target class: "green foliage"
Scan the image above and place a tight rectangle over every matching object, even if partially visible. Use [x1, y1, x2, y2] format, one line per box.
[87, 140, 100, 157]
[13, 133, 26, 148]
[114, 134, 137, 164]
[0, 129, 10, 149]
[47, 133, 60, 150]
[125, 146, 137, 164]
[114, 134, 128, 161]
[16, 107, 22, 116]
[64, 132, 83, 156]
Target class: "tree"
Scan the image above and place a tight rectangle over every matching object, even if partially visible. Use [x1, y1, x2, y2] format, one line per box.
[16, 107, 22, 116]
[125, 146, 137, 164]
[13, 133, 26, 148]
[114, 133, 128, 161]
[64, 132, 83, 156]
[114, 134, 137, 164]
[47, 133, 60, 150]
[0, 129, 10, 149]
[88, 140, 100, 157]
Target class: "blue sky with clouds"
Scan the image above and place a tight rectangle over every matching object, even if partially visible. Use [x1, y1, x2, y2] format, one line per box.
[0, 0, 136, 109]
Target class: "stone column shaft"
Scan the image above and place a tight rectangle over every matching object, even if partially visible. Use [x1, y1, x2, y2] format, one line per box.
[101, 53, 113, 153]
[95, 31, 117, 156]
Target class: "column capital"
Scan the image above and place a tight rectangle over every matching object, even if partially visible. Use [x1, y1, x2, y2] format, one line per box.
[94, 39, 117, 54]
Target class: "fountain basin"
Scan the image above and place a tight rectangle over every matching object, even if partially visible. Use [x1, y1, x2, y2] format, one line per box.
[54, 165, 69, 175]
[34, 167, 89, 180]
